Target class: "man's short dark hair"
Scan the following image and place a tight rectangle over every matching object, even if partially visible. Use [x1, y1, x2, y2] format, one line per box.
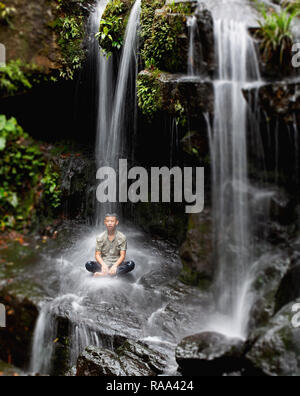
[104, 213, 119, 220]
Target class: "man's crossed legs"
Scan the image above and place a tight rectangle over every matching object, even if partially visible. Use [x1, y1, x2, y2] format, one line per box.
[85, 260, 135, 277]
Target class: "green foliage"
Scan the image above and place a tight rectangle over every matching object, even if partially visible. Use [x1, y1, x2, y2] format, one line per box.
[0, 60, 32, 96]
[137, 70, 162, 120]
[174, 99, 187, 127]
[41, 164, 61, 209]
[97, 0, 134, 57]
[51, 14, 85, 79]
[140, 0, 165, 43]
[0, 60, 52, 97]
[49, 0, 94, 79]
[141, 6, 187, 71]
[0, 115, 61, 231]
[164, 0, 193, 15]
[0, 2, 16, 26]
[255, 1, 300, 64]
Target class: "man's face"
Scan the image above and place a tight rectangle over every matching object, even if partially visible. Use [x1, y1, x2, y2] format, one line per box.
[104, 216, 119, 232]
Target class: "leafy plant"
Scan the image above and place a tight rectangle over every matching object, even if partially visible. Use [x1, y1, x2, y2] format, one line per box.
[255, 1, 300, 64]
[51, 15, 85, 79]
[41, 165, 61, 209]
[141, 6, 187, 72]
[164, 0, 192, 15]
[97, 0, 134, 57]
[137, 69, 162, 120]
[0, 115, 61, 231]
[0, 60, 32, 96]
[0, 2, 16, 26]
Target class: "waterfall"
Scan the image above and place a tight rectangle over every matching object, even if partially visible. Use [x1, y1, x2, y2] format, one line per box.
[187, 4, 205, 77]
[30, 304, 57, 374]
[94, 2, 113, 169]
[96, 0, 141, 221]
[207, 17, 261, 339]
[107, 0, 141, 164]
[29, 0, 143, 375]
[187, 15, 198, 77]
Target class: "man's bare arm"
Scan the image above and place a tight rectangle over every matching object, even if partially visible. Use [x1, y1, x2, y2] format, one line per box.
[109, 251, 126, 275]
[95, 250, 109, 274]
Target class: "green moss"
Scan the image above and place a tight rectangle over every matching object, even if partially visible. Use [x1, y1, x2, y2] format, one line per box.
[137, 69, 162, 120]
[98, 0, 135, 57]
[49, 0, 95, 79]
[179, 262, 211, 290]
[164, 1, 193, 15]
[0, 115, 62, 232]
[140, 0, 165, 43]
[141, 2, 189, 72]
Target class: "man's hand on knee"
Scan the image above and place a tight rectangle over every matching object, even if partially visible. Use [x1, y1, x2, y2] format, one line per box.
[108, 265, 118, 276]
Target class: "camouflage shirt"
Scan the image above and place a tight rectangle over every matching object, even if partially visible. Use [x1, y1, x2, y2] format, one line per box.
[96, 230, 127, 268]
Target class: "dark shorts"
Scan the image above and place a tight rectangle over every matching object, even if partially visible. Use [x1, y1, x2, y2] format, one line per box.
[85, 260, 135, 276]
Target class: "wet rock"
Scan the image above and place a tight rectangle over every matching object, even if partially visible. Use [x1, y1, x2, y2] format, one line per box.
[179, 208, 213, 287]
[157, 71, 214, 117]
[248, 27, 297, 80]
[194, 3, 215, 76]
[243, 82, 300, 127]
[246, 300, 300, 376]
[76, 346, 127, 376]
[275, 241, 300, 312]
[0, 280, 42, 368]
[248, 252, 290, 331]
[76, 340, 168, 376]
[116, 339, 167, 375]
[175, 331, 246, 376]
[56, 153, 96, 221]
[145, 2, 214, 74]
[132, 201, 189, 245]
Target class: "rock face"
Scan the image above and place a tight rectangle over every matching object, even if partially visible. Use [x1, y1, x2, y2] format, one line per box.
[0, 0, 96, 78]
[175, 332, 246, 376]
[275, 241, 300, 312]
[193, 4, 215, 77]
[0, 0, 59, 70]
[76, 340, 168, 376]
[0, 280, 41, 368]
[249, 27, 298, 80]
[246, 300, 300, 376]
[243, 82, 300, 126]
[179, 208, 214, 287]
[248, 252, 290, 331]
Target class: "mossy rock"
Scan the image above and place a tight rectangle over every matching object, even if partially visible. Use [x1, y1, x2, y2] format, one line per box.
[0, 279, 42, 368]
[179, 209, 213, 288]
[137, 69, 214, 122]
[246, 300, 300, 376]
[142, 7, 189, 73]
[98, 0, 136, 56]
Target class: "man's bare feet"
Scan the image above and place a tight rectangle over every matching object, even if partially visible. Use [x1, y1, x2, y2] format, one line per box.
[93, 272, 107, 278]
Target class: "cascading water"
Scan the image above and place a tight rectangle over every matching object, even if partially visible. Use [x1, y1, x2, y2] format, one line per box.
[206, 12, 262, 339]
[29, 0, 187, 376]
[187, 3, 205, 77]
[94, 2, 113, 169]
[187, 15, 198, 77]
[107, 0, 141, 165]
[95, 0, 141, 221]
